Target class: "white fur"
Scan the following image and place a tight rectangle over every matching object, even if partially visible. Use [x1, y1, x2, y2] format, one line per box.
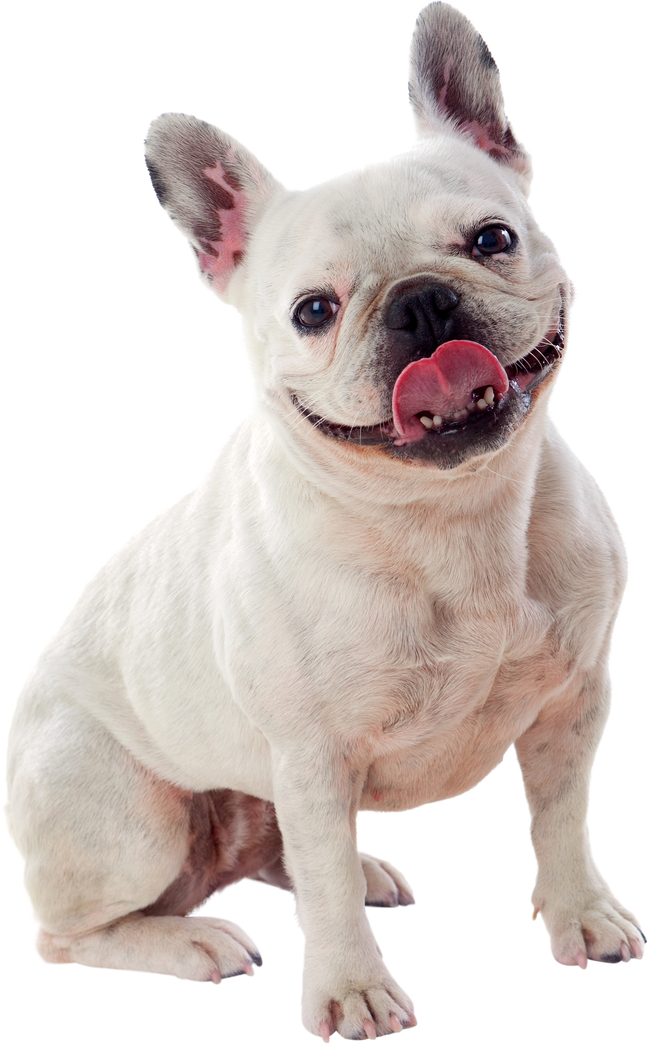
[6, 4, 643, 1039]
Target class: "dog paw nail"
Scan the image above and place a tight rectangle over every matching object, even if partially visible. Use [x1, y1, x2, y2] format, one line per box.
[250, 951, 263, 966]
[576, 951, 588, 969]
[620, 942, 631, 962]
[209, 969, 221, 984]
[389, 1012, 403, 1032]
[362, 1019, 377, 1039]
[630, 939, 644, 959]
[319, 1021, 331, 1043]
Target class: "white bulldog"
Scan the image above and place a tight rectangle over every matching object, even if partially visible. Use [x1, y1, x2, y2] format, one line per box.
[7, 3, 644, 1040]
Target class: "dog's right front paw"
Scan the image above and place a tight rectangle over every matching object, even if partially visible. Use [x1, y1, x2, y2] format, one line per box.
[305, 970, 416, 1040]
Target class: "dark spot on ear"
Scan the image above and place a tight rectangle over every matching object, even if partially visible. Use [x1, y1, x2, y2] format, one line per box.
[191, 212, 222, 243]
[501, 125, 521, 158]
[477, 35, 497, 72]
[145, 158, 168, 206]
[599, 952, 622, 963]
[204, 179, 235, 211]
[232, 250, 244, 266]
[197, 238, 220, 258]
[436, 69, 499, 142]
[187, 176, 235, 244]
[222, 167, 244, 191]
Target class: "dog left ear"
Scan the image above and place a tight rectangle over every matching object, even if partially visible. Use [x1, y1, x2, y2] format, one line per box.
[145, 113, 281, 296]
[409, 3, 531, 183]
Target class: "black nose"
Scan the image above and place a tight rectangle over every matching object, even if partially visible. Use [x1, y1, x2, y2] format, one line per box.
[385, 283, 461, 337]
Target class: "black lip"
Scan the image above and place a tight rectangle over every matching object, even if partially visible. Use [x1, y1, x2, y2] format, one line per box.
[293, 317, 564, 460]
[292, 403, 394, 446]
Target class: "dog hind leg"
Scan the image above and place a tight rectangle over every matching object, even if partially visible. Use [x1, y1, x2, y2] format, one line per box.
[8, 697, 264, 981]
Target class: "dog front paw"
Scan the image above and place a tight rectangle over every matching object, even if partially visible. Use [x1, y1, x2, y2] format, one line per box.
[360, 853, 415, 908]
[38, 914, 262, 982]
[537, 893, 645, 967]
[304, 966, 416, 1040]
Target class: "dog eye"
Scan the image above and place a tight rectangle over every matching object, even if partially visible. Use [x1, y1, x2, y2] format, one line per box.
[472, 226, 513, 257]
[295, 298, 340, 329]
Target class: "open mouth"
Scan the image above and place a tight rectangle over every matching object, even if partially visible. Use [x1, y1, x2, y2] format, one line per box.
[293, 315, 564, 455]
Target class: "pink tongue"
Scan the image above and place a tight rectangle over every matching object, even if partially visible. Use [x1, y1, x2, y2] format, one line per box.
[392, 339, 509, 441]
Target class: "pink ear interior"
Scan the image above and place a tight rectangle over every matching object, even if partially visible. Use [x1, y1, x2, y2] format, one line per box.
[434, 55, 518, 165]
[195, 158, 248, 292]
[456, 118, 515, 160]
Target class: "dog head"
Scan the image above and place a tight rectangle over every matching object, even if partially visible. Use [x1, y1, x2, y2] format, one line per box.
[145, 3, 568, 474]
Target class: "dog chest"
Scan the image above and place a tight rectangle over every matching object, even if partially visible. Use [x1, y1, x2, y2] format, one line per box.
[350, 599, 571, 810]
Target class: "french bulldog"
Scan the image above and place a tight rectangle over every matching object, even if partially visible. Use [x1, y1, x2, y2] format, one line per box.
[7, 3, 644, 1040]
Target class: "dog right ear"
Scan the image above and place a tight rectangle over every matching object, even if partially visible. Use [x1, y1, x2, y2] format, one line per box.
[145, 114, 281, 297]
[409, 3, 530, 182]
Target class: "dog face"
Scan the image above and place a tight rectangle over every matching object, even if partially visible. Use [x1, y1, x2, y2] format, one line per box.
[146, 4, 568, 471]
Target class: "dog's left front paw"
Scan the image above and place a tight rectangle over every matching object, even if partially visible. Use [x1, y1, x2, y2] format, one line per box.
[539, 893, 645, 967]
[306, 971, 416, 1040]
[360, 853, 415, 908]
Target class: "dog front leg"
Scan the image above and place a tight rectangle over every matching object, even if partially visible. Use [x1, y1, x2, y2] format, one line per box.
[272, 753, 416, 1040]
[515, 668, 645, 967]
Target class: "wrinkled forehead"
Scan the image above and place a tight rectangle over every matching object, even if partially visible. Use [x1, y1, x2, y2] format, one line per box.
[250, 138, 529, 304]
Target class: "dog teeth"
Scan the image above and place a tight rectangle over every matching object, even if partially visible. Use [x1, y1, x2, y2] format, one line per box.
[475, 386, 496, 409]
[418, 394, 494, 431]
[418, 413, 443, 428]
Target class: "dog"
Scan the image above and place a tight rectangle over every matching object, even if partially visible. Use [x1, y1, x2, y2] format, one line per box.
[6, 3, 645, 1039]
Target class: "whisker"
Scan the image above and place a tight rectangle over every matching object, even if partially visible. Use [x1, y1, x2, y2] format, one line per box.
[480, 463, 528, 488]
[529, 347, 549, 368]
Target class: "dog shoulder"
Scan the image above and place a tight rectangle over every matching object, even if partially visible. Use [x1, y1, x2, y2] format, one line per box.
[534, 423, 625, 573]
[526, 423, 625, 667]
